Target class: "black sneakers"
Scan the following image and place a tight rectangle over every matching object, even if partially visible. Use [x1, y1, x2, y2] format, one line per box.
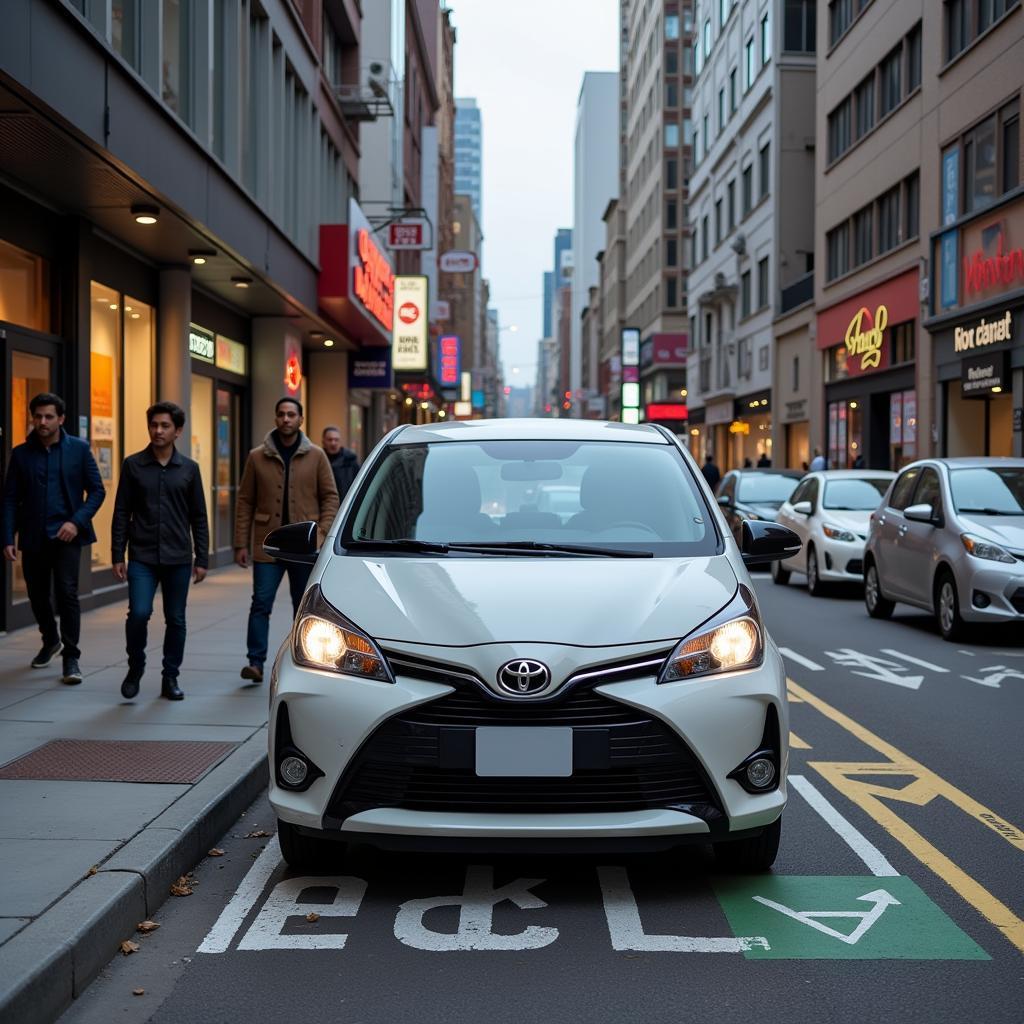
[121, 670, 143, 700]
[30, 641, 63, 669]
[161, 676, 184, 701]
[240, 663, 264, 683]
[61, 658, 82, 685]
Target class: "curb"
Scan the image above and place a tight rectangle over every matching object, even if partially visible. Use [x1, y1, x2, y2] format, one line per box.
[0, 729, 269, 1024]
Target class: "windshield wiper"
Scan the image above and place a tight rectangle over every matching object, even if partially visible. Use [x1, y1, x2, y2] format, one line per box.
[344, 538, 450, 553]
[445, 540, 654, 558]
[957, 508, 1024, 516]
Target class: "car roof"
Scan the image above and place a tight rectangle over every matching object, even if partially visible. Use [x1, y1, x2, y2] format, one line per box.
[811, 469, 897, 479]
[728, 468, 804, 478]
[388, 418, 670, 445]
[928, 457, 1024, 468]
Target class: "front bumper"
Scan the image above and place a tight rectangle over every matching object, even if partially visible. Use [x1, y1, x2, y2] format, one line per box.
[954, 557, 1024, 624]
[817, 537, 868, 581]
[268, 643, 788, 846]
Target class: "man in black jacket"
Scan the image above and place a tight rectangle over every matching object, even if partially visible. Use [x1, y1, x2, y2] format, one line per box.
[2, 393, 105, 684]
[321, 426, 360, 503]
[111, 402, 209, 701]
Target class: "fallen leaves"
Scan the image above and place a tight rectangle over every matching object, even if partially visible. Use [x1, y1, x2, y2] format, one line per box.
[244, 829, 272, 839]
[207, 847, 225, 857]
[305, 912, 320, 923]
[169, 875, 195, 897]
[119, 940, 140, 956]
[136, 920, 160, 934]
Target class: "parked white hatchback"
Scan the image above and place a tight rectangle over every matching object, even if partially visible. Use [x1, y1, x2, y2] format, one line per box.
[773, 470, 896, 594]
[263, 419, 800, 872]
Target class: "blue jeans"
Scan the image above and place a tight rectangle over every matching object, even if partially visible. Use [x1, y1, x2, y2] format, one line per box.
[126, 562, 193, 679]
[246, 561, 312, 667]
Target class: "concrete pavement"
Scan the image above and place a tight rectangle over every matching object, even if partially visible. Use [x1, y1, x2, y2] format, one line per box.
[0, 565, 294, 1024]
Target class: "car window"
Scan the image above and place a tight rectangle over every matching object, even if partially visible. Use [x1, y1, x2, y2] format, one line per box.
[911, 468, 942, 511]
[719, 473, 736, 501]
[823, 478, 891, 510]
[950, 467, 1024, 514]
[736, 473, 801, 506]
[788, 479, 810, 505]
[889, 468, 921, 511]
[805, 478, 820, 508]
[344, 439, 719, 555]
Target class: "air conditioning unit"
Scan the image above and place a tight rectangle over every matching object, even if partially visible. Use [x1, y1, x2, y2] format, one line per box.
[731, 233, 747, 256]
[336, 61, 394, 122]
[367, 61, 388, 99]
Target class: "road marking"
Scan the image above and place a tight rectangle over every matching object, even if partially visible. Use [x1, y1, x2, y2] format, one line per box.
[237, 876, 366, 950]
[823, 649, 923, 689]
[597, 866, 768, 953]
[752, 889, 899, 945]
[880, 649, 949, 673]
[963, 665, 1024, 689]
[789, 775, 898, 878]
[958, 649, 976, 657]
[198, 837, 282, 954]
[788, 678, 1024, 954]
[789, 732, 811, 749]
[779, 647, 824, 672]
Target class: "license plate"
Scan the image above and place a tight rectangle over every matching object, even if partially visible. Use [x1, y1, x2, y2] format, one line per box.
[474, 727, 573, 777]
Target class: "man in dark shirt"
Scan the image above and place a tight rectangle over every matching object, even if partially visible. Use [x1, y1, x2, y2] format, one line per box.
[701, 453, 721, 489]
[2, 393, 104, 684]
[321, 426, 361, 503]
[111, 401, 209, 701]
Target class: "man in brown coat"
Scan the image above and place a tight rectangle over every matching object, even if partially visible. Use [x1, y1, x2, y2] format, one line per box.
[234, 397, 338, 682]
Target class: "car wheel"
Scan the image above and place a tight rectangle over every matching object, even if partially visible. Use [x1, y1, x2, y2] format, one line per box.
[864, 561, 894, 619]
[935, 570, 967, 642]
[714, 816, 782, 873]
[771, 559, 790, 585]
[806, 546, 826, 597]
[277, 817, 345, 871]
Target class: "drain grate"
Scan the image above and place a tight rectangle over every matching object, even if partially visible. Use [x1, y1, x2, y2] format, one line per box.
[0, 739, 237, 784]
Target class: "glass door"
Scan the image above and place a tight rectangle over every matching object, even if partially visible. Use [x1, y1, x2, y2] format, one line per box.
[214, 385, 239, 555]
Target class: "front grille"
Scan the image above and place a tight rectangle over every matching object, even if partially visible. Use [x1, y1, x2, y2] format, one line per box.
[1011, 588, 1024, 615]
[325, 684, 720, 820]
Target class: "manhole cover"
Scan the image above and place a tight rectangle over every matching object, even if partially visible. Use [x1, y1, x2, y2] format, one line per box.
[0, 739, 237, 784]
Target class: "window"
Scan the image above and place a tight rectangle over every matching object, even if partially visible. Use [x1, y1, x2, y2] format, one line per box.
[964, 114, 997, 211]
[946, 0, 1019, 61]
[784, 0, 816, 52]
[691, 228, 699, 268]
[701, 215, 709, 260]
[718, 88, 725, 131]
[757, 257, 769, 309]
[742, 164, 753, 215]
[729, 68, 738, 112]
[744, 38, 755, 89]
[793, 356, 800, 391]
[826, 222, 850, 280]
[704, 18, 712, 58]
[759, 346, 770, 371]
[0, 238, 51, 332]
[162, 0, 192, 124]
[112, 1, 142, 70]
[715, 200, 723, 244]
[741, 270, 752, 317]
[666, 238, 678, 267]
[889, 467, 922, 510]
[946, 0, 968, 60]
[727, 180, 736, 230]
[879, 45, 902, 117]
[828, 97, 852, 162]
[759, 143, 770, 199]
[665, 123, 679, 148]
[1004, 108, 1020, 192]
[907, 23, 922, 91]
[904, 171, 919, 241]
[720, 0, 729, 28]
[667, 200, 678, 229]
[761, 12, 771, 65]
[695, 37, 704, 76]
[666, 158, 678, 189]
[855, 74, 875, 139]
[665, 13, 680, 39]
[892, 320, 916, 364]
[666, 81, 678, 107]
[877, 184, 900, 253]
[853, 204, 873, 266]
[666, 48, 679, 75]
[830, 0, 853, 46]
[703, 113, 709, 151]
[666, 276, 678, 308]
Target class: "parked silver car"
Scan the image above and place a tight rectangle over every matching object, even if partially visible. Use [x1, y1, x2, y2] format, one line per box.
[863, 458, 1024, 640]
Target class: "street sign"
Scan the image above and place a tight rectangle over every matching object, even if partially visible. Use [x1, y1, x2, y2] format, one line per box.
[387, 219, 430, 250]
[439, 335, 461, 387]
[392, 276, 429, 371]
[439, 250, 479, 273]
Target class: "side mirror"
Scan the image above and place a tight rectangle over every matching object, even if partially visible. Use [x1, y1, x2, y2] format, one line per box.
[792, 500, 813, 516]
[904, 503, 938, 525]
[717, 494, 732, 508]
[740, 520, 803, 567]
[263, 521, 319, 564]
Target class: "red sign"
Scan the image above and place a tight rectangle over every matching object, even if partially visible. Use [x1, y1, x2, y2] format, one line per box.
[963, 232, 1024, 297]
[398, 301, 420, 325]
[439, 335, 461, 386]
[439, 250, 479, 273]
[816, 269, 918, 353]
[388, 222, 427, 249]
[284, 353, 302, 393]
[645, 403, 688, 421]
[353, 229, 395, 331]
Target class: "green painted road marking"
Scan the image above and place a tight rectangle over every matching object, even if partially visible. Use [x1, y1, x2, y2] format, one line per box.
[714, 876, 989, 960]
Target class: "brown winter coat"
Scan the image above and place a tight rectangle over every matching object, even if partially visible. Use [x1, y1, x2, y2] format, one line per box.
[234, 431, 339, 563]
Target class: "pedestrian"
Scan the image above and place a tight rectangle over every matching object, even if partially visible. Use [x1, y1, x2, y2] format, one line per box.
[701, 452, 721, 489]
[321, 426, 361, 504]
[111, 402, 209, 702]
[757, 452, 771, 467]
[234, 397, 339, 683]
[1, 392, 105, 684]
[809, 447, 827, 471]
[853, 453, 866, 469]
[743, 457, 753, 468]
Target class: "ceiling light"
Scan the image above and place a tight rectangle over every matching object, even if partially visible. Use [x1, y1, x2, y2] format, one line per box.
[189, 248, 216, 265]
[109, 303, 118, 311]
[131, 313, 140, 319]
[131, 203, 159, 225]
[404, 397, 414, 406]
[323, 338, 335, 348]
[231, 276, 252, 289]
[124, 305, 133, 312]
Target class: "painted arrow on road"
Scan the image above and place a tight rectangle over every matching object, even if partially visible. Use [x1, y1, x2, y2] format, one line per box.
[751, 889, 901, 945]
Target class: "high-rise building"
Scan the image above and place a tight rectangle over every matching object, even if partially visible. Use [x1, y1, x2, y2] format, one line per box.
[543, 228, 573, 337]
[455, 98, 483, 224]
[572, 72, 619, 410]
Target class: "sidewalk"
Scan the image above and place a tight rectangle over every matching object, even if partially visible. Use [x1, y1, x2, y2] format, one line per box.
[0, 565, 295, 1024]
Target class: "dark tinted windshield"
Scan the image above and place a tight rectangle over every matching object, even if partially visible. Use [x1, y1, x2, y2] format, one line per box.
[951, 467, 1024, 514]
[343, 439, 718, 555]
[823, 478, 892, 510]
[737, 473, 801, 506]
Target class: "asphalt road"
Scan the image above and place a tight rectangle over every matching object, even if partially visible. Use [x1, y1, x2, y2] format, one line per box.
[60, 574, 1024, 1024]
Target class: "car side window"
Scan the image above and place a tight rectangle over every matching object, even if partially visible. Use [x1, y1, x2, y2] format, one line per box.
[911, 467, 941, 512]
[805, 478, 820, 510]
[889, 468, 921, 511]
[788, 480, 809, 505]
[720, 473, 736, 501]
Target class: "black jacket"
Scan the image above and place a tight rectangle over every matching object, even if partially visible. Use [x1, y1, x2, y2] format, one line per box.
[327, 448, 360, 501]
[111, 447, 209, 568]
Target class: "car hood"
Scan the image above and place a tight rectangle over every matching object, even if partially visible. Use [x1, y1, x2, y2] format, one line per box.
[319, 554, 739, 646]
[958, 514, 1024, 552]
[818, 508, 872, 534]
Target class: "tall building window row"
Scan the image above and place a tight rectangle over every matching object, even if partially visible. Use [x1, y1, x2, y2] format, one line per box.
[829, 0, 874, 49]
[946, 98, 1020, 216]
[827, 21, 922, 164]
[945, 0, 1020, 63]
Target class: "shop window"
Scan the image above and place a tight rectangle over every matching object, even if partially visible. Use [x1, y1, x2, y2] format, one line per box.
[0, 239, 51, 333]
[890, 389, 917, 467]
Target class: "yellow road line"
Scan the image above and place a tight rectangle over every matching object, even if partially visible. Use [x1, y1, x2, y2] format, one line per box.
[788, 731, 811, 749]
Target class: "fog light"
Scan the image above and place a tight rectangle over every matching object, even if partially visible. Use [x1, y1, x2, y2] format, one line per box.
[972, 590, 991, 609]
[280, 756, 308, 787]
[746, 757, 776, 789]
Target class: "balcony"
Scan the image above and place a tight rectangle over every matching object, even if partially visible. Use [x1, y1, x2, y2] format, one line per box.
[779, 272, 814, 314]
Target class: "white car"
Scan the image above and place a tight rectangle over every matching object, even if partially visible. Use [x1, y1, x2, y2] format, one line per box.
[263, 419, 799, 872]
[772, 470, 895, 595]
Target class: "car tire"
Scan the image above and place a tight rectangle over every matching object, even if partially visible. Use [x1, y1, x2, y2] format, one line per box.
[771, 559, 790, 585]
[277, 817, 345, 870]
[935, 570, 968, 642]
[714, 816, 782, 873]
[864, 560, 894, 619]
[806, 546, 826, 597]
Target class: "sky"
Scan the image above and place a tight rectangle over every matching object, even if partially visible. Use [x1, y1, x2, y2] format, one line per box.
[448, 0, 619, 383]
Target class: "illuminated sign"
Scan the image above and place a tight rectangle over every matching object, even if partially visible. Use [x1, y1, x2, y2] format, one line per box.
[216, 336, 246, 375]
[954, 309, 1013, 353]
[188, 324, 215, 363]
[392, 276, 428, 370]
[284, 353, 302, 393]
[439, 250, 479, 273]
[646, 403, 688, 421]
[620, 327, 641, 423]
[842, 305, 887, 373]
[388, 219, 430, 251]
[439, 335, 461, 386]
[962, 351, 1009, 397]
[353, 228, 395, 331]
[621, 382, 640, 408]
[453, 400, 473, 417]
[963, 234, 1024, 296]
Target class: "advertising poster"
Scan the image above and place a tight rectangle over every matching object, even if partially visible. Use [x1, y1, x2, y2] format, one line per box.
[392, 276, 429, 371]
[90, 352, 115, 440]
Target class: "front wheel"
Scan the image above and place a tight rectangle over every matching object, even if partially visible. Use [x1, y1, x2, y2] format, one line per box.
[935, 570, 968, 642]
[806, 546, 826, 597]
[864, 561, 894, 619]
[713, 816, 782, 873]
[771, 559, 791, 585]
[277, 818, 346, 871]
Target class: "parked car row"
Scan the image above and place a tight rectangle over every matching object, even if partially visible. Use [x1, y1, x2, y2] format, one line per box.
[715, 459, 1024, 641]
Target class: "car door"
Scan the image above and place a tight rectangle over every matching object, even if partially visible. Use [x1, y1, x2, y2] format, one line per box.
[777, 478, 810, 566]
[899, 466, 944, 608]
[875, 465, 923, 601]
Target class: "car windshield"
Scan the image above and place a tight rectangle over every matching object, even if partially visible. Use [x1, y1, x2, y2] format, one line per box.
[342, 439, 718, 555]
[950, 467, 1024, 515]
[823, 478, 891, 510]
[736, 473, 800, 506]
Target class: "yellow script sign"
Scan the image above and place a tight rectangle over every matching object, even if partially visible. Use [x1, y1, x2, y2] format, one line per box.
[843, 305, 888, 372]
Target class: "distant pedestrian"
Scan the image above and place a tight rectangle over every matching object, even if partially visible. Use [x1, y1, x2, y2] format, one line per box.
[743, 457, 753, 468]
[809, 448, 827, 471]
[701, 453, 721, 489]
[757, 452, 771, 467]
[321, 426, 361, 504]
[234, 398, 339, 683]
[1, 393, 105, 684]
[111, 402, 209, 702]
[853, 453, 866, 469]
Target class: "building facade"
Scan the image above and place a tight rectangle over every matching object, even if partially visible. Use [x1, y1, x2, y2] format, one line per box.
[454, 97, 482, 225]
[542, 227, 573, 338]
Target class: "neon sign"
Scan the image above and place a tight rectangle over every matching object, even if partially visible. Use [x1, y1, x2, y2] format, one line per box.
[842, 305, 887, 372]
[353, 229, 395, 330]
[284, 353, 302, 393]
[963, 235, 1024, 296]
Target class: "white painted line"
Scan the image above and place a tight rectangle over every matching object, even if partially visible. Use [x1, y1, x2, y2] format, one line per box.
[880, 649, 949, 673]
[958, 650, 976, 657]
[779, 647, 825, 672]
[198, 836, 282, 953]
[789, 774, 899, 878]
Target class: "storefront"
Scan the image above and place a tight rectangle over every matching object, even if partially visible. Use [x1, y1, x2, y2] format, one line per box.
[817, 268, 921, 470]
[929, 193, 1024, 457]
[730, 391, 772, 467]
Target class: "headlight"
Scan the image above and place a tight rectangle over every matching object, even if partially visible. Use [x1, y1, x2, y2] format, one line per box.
[823, 523, 856, 542]
[960, 533, 1015, 564]
[659, 588, 764, 683]
[292, 585, 392, 681]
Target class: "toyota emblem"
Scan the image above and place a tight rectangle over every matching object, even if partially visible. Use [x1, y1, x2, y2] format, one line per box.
[496, 659, 551, 697]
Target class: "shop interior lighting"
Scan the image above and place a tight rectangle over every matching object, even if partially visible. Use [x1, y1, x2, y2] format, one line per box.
[109, 303, 118, 311]
[231, 276, 252, 289]
[992, 386, 1002, 393]
[323, 338, 335, 348]
[131, 204, 159, 225]
[189, 249, 216, 265]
